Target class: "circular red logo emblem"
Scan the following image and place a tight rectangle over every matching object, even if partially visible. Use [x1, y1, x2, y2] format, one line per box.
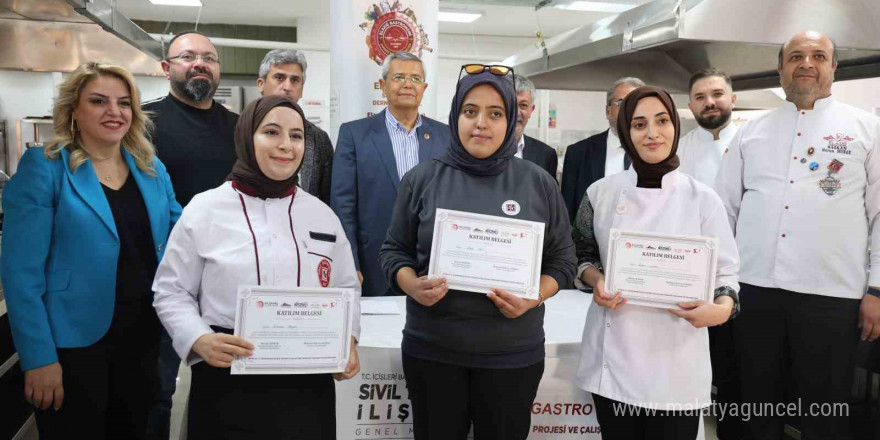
[369, 12, 420, 64]
[256, 300, 264, 308]
[318, 259, 332, 288]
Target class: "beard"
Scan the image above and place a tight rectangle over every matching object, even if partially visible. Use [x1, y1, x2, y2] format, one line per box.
[783, 81, 821, 102]
[782, 69, 833, 104]
[694, 106, 732, 130]
[170, 69, 219, 103]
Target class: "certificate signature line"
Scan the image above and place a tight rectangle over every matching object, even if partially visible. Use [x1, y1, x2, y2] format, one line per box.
[356, 423, 413, 426]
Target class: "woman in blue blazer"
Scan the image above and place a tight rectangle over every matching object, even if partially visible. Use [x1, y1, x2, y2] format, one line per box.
[1, 62, 181, 440]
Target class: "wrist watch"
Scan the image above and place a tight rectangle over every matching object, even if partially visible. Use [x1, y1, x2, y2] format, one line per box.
[714, 286, 740, 319]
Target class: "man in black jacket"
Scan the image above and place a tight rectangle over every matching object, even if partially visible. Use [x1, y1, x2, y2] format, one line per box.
[513, 74, 558, 179]
[257, 49, 333, 204]
[560, 77, 644, 223]
[144, 30, 239, 439]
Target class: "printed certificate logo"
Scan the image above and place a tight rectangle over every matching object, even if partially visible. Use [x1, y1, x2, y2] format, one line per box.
[360, 1, 433, 65]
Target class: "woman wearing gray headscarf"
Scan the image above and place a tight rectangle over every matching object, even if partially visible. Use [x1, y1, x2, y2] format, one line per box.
[379, 66, 576, 440]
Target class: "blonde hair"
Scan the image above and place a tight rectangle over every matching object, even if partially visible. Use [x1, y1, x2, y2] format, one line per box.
[45, 61, 155, 174]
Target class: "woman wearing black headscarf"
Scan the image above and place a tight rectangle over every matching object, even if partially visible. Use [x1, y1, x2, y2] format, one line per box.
[379, 67, 576, 440]
[571, 86, 740, 439]
[152, 95, 361, 439]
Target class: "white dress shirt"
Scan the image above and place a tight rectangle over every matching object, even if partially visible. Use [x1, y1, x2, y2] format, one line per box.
[385, 109, 423, 180]
[515, 134, 525, 159]
[604, 130, 626, 177]
[153, 182, 361, 365]
[678, 123, 739, 186]
[715, 97, 880, 299]
[576, 169, 740, 409]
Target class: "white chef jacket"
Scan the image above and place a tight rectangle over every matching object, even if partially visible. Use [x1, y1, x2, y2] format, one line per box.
[714, 97, 880, 299]
[678, 123, 739, 186]
[575, 169, 740, 409]
[153, 181, 361, 366]
[604, 130, 626, 177]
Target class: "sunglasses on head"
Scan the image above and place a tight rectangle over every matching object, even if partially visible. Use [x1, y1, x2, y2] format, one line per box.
[455, 64, 516, 97]
[462, 64, 512, 76]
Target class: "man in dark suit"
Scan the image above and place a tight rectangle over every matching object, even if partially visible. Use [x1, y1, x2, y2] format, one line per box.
[513, 74, 557, 178]
[560, 77, 644, 223]
[331, 52, 449, 297]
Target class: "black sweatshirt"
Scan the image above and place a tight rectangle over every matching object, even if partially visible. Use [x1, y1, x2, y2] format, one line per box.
[144, 94, 238, 206]
[379, 158, 576, 368]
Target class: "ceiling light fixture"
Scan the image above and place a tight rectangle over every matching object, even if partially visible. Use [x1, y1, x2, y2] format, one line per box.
[149, 0, 203, 7]
[554, 1, 637, 13]
[438, 11, 483, 23]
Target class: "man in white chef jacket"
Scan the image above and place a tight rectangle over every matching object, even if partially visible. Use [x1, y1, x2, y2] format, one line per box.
[715, 30, 880, 440]
[679, 68, 742, 440]
[678, 68, 739, 186]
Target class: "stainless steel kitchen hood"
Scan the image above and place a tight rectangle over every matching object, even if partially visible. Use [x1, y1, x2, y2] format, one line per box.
[0, 0, 162, 75]
[508, 0, 880, 92]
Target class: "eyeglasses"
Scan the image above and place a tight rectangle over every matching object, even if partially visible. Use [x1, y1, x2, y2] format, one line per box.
[389, 74, 424, 85]
[455, 64, 516, 95]
[611, 99, 625, 107]
[166, 52, 220, 65]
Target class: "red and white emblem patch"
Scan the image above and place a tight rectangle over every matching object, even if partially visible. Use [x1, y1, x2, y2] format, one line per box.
[318, 259, 332, 287]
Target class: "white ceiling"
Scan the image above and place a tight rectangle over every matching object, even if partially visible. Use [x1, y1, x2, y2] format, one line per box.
[114, 0, 641, 38]
[439, 4, 610, 37]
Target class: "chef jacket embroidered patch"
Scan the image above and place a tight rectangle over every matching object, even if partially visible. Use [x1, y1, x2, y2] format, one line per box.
[822, 133, 854, 155]
[318, 259, 332, 287]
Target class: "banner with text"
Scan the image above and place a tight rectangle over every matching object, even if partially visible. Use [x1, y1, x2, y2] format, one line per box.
[335, 347, 602, 439]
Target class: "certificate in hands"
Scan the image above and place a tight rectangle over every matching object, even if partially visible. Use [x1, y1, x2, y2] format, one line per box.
[231, 286, 354, 375]
[428, 208, 544, 300]
[605, 229, 718, 309]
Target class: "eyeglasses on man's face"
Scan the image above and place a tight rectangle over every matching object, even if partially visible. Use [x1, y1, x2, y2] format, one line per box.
[390, 74, 424, 85]
[166, 52, 220, 65]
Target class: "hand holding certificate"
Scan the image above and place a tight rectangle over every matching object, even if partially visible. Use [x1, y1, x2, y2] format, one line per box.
[231, 286, 354, 375]
[428, 209, 544, 300]
[605, 229, 718, 309]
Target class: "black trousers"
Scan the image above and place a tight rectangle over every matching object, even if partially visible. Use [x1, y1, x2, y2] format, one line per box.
[147, 327, 179, 440]
[591, 393, 700, 440]
[402, 353, 544, 440]
[736, 284, 860, 440]
[34, 298, 159, 440]
[187, 327, 336, 440]
[710, 319, 743, 440]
